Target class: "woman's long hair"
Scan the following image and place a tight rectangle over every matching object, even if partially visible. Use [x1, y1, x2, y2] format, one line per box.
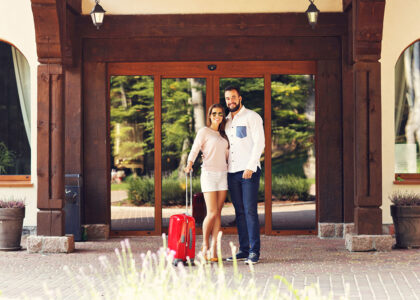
[207, 103, 229, 148]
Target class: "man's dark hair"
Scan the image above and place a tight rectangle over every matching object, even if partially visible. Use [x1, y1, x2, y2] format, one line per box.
[224, 86, 241, 96]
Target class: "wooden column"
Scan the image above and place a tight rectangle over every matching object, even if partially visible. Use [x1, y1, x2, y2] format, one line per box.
[352, 0, 385, 234]
[37, 64, 65, 236]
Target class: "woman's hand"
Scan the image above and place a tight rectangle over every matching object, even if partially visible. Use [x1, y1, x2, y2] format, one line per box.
[184, 161, 193, 173]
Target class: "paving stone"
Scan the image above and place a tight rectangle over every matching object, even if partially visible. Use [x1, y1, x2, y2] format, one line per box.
[2, 235, 420, 299]
[373, 235, 394, 251]
[343, 223, 355, 236]
[336, 223, 344, 238]
[26, 235, 74, 253]
[318, 223, 336, 238]
[26, 235, 42, 253]
[345, 234, 374, 251]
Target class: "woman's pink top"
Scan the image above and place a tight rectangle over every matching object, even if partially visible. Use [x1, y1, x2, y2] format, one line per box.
[187, 127, 229, 172]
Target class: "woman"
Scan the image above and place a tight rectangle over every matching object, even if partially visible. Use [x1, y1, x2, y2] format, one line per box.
[184, 103, 229, 262]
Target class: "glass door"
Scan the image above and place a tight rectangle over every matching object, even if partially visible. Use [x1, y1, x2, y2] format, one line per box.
[161, 78, 207, 229]
[217, 77, 265, 230]
[109, 75, 156, 232]
[108, 61, 317, 235]
[270, 74, 316, 233]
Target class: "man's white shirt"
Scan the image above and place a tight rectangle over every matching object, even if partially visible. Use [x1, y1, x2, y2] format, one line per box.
[225, 106, 265, 173]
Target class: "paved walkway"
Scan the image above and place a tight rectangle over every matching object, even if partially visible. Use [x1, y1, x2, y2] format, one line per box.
[111, 202, 316, 230]
[0, 235, 419, 299]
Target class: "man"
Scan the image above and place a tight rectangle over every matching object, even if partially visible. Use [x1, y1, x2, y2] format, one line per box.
[224, 86, 265, 265]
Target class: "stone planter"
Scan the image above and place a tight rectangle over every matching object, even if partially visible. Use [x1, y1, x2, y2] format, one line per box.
[391, 205, 420, 248]
[0, 207, 25, 251]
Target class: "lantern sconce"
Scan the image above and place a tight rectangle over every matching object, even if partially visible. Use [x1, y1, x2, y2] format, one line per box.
[306, 0, 320, 29]
[90, 0, 106, 30]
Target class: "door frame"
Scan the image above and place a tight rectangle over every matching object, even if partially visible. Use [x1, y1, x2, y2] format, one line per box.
[107, 61, 317, 236]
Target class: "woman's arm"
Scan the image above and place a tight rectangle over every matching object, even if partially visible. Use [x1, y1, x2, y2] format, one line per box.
[185, 128, 205, 173]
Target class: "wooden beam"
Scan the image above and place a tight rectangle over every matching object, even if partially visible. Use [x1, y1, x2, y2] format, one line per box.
[317, 60, 343, 223]
[37, 64, 65, 236]
[31, 0, 62, 63]
[83, 36, 341, 63]
[343, 0, 352, 11]
[352, 0, 385, 62]
[76, 13, 346, 38]
[350, 0, 384, 235]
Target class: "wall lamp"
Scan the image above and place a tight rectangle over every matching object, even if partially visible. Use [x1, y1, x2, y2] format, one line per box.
[90, 0, 106, 30]
[306, 0, 320, 29]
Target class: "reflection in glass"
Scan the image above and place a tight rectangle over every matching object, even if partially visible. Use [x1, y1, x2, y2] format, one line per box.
[0, 42, 30, 175]
[110, 75, 155, 231]
[219, 78, 265, 227]
[161, 78, 206, 228]
[271, 74, 316, 230]
[395, 41, 420, 173]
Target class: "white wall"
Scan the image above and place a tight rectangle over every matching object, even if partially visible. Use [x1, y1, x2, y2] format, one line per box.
[82, 0, 342, 14]
[0, 1, 38, 226]
[381, 0, 420, 224]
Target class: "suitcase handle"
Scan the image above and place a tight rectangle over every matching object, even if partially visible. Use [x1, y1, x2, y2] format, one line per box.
[185, 171, 192, 215]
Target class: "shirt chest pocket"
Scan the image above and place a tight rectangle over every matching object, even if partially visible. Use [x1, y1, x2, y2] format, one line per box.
[236, 126, 247, 138]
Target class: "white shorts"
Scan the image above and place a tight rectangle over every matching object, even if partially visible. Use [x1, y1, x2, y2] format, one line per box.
[200, 170, 228, 193]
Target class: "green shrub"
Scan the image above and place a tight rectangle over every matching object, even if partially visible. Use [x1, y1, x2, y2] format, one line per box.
[128, 176, 155, 205]
[128, 175, 201, 206]
[128, 174, 312, 206]
[258, 175, 311, 202]
[272, 175, 311, 201]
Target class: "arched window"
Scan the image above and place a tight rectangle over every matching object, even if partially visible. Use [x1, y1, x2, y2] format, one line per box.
[395, 40, 420, 180]
[0, 41, 31, 179]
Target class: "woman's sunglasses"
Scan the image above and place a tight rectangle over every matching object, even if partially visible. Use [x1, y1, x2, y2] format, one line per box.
[211, 112, 224, 117]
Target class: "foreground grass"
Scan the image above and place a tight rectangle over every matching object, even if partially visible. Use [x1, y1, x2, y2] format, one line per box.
[38, 234, 348, 300]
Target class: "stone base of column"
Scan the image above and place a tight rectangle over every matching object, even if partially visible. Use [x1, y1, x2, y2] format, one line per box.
[318, 223, 355, 238]
[83, 224, 109, 240]
[27, 235, 75, 253]
[345, 234, 394, 252]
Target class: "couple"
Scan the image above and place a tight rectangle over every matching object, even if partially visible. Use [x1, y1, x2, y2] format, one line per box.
[184, 86, 265, 265]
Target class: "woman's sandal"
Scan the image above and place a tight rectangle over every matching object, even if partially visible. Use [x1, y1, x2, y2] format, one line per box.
[200, 246, 208, 261]
[209, 257, 218, 262]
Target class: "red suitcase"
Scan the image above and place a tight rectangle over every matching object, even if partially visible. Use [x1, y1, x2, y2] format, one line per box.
[168, 172, 196, 265]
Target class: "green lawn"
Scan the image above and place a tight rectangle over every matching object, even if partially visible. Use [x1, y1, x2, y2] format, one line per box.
[111, 182, 129, 191]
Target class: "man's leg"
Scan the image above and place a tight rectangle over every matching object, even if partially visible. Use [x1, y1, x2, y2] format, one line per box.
[241, 168, 261, 257]
[228, 171, 250, 255]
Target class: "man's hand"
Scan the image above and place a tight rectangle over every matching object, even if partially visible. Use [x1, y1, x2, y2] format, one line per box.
[242, 169, 254, 179]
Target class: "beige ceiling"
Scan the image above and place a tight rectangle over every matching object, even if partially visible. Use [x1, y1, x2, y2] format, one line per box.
[82, 0, 342, 15]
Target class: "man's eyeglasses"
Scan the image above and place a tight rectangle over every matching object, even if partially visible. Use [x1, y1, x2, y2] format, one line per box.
[211, 112, 224, 117]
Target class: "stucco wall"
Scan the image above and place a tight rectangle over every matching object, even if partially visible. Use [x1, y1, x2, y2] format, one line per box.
[82, 0, 342, 14]
[0, 1, 38, 227]
[381, 0, 420, 224]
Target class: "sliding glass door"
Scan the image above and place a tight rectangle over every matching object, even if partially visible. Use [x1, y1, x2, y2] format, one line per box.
[108, 61, 317, 235]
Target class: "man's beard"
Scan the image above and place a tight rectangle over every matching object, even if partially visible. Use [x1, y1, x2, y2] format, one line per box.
[228, 103, 240, 112]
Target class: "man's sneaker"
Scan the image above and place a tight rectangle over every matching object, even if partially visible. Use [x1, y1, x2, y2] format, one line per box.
[244, 253, 259, 265]
[225, 251, 249, 261]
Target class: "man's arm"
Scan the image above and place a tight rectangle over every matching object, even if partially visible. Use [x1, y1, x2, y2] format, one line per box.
[246, 112, 265, 173]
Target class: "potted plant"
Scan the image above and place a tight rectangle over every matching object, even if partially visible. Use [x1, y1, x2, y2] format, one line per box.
[390, 191, 420, 248]
[0, 196, 25, 251]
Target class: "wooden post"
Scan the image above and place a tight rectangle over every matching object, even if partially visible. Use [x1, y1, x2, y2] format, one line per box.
[37, 64, 65, 236]
[352, 0, 385, 235]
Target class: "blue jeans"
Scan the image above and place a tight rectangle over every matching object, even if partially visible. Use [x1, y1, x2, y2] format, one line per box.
[228, 168, 261, 257]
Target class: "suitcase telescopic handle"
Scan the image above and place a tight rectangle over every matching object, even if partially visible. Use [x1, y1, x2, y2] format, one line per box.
[185, 171, 192, 215]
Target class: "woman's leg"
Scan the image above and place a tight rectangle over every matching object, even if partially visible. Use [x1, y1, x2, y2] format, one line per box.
[210, 190, 227, 258]
[202, 191, 218, 256]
